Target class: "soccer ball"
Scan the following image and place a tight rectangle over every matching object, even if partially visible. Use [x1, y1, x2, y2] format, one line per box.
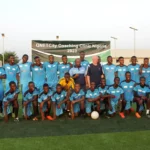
[91, 111, 99, 120]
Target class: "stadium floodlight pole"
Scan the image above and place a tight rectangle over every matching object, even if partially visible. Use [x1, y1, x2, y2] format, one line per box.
[111, 36, 118, 59]
[129, 27, 138, 56]
[1, 33, 5, 65]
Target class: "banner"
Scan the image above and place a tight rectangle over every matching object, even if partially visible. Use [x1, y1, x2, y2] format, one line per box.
[32, 40, 111, 62]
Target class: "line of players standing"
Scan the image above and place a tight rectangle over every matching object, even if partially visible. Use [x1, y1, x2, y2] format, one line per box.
[0, 51, 150, 122]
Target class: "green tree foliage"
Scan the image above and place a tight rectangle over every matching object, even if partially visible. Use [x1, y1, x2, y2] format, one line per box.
[0, 51, 20, 64]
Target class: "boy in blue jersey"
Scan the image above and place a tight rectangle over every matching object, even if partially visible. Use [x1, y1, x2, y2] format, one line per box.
[134, 76, 150, 118]
[103, 56, 116, 86]
[0, 67, 6, 116]
[120, 72, 136, 118]
[79, 51, 89, 70]
[115, 57, 128, 82]
[127, 56, 140, 83]
[139, 58, 150, 87]
[52, 84, 68, 119]
[70, 83, 85, 119]
[98, 78, 111, 116]
[44, 55, 59, 91]
[85, 82, 100, 117]
[31, 56, 46, 93]
[38, 83, 53, 121]
[23, 82, 39, 121]
[107, 77, 124, 117]
[18, 54, 32, 95]
[3, 55, 20, 92]
[3, 81, 19, 122]
[58, 55, 72, 79]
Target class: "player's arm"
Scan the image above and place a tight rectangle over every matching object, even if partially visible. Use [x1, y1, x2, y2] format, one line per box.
[52, 101, 56, 119]
[88, 96, 100, 102]
[58, 96, 68, 106]
[7, 93, 19, 103]
[72, 96, 85, 104]
[139, 64, 143, 75]
[27, 95, 38, 104]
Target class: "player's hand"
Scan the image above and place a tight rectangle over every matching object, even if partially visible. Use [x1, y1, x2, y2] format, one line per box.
[141, 96, 147, 100]
[57, 104, 61, 108]
[71, 101, 76, 105]
[140, 64, 144, 68]
[138, 99, 143, 105]
[74, 74, 79, 78]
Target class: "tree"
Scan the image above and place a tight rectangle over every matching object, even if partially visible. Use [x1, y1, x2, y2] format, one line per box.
[0, 51, 20, 64]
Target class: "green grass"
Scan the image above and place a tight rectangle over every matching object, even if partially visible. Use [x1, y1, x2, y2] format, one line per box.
[0, 131, 150, 150]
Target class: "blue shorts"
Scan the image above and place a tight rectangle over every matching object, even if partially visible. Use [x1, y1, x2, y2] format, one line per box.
[108, 101, 118, 115]
[55, 103, 65, 116]
[86, 101, 94, 113]
[0, 85, 4, 101]
[23, 101, 32, 117]
[72, 102, 80, 113]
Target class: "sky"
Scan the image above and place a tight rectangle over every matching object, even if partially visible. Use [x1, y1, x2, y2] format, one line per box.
[0, 0, 150, 59]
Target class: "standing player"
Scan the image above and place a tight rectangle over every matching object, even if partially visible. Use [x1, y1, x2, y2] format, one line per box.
[18, 54, 32, 95]
[38, 84, 53, 121]
[52, 84, 68, 119]
[107, 77, 124, 117]
[120, 72, 135, 118]
[139, 58, 150, 87]
[115, 57, 128, 82]
[3, 55, 19, 92]
[85, 82, 100, 117]
[0, 67, 6, 116]
[69, 58, 86, 90]
[31, 56, 46, 93]
[44, 55, 59, 91]
[23, 82, 39, 121]
[70, 83, 85, 119]
[127, 56, 140, 83]
[79, 51, 89, 70]
[3, 81, 19, 122]
[58, 55, 72, 79]
[134, 77, 150, 118]
[103, 56, 116, 86]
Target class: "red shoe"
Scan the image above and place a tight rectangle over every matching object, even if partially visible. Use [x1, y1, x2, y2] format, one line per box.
[119, 112, 125, 119]
[46, 116, 54, 121]
[135, 112, 141, 118]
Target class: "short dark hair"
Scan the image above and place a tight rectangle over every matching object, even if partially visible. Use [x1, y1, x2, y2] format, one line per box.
[34, 56, 39, 60]
[22, 54, 28, 58]
[62, 55, 67, 58]
[107, 56, 112, 59]
[56, 84, 62, 88]
[9, 81, 16, 86]
[28, 81, 34, 85]
[125, 71, 131, 75]
[144, 57, 149, 61]
[79, 51, 85, 54]
[43, 83, 49, 88]
[9, 55, 14, 59]
[65, 72, 70, 76]
[49, 55, 54, 58]
[140, 76, 145, 80]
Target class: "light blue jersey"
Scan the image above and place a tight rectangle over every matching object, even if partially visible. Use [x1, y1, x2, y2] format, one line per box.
[0, 67, 5, 100]
[107, 86, 124, 114]
[3, 89, 20, 115]
[120, 80, 135, 110]
[18, 62, 32, 94]
[23, 88, 39, 116]
[3, 64, 19, 91]
[102, 64, 116, 85]
[70, 90, 85, 113]
[141, 67, 150, 86]
[52, 91, 66, 116]
[115, 65, 128, 82]
[134, 84, 150, 111]
[127, 64, 140, 83]
[58, 63, 71, 79]
[38, 91, 53, 112]
[81, 60, 89, 70]
[31, 65, 46, 93]
[44, 62, 59, 91]
[85, 89, 99, 113]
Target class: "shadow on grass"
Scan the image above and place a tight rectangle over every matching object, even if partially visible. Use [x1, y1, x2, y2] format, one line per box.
[0, 114, 150, 139]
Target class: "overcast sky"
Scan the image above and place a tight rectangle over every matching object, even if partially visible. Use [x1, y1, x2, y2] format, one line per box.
[0, 0, 150, 59]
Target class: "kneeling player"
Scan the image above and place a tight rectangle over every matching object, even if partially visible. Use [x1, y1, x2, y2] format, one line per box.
[38, 84, 53, 120]
[52, 84, 68, 119]
[86, 82, 100, 117]
[107, 77, 124, 117]
[70, 83, 85, 119]
[133, 76, 150, 118]
[23, 82, 39, 120]
[3, 81, 19, 122]
[120, 71, 135, 118]
[98, 78, 111, 116]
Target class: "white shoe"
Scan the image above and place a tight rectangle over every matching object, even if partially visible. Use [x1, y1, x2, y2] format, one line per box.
[14, 117, 19, 122]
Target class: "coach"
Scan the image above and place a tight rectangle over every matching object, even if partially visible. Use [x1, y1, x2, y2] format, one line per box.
[87, 56, 103, 88]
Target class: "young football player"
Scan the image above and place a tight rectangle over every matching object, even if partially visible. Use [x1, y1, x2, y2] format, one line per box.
[70, 83, 85, 119]
[120, 71, 136, 118]
[3, 81, 19, 122]
[23, 82, 39, 120]
[134, 76, 150, 118]
[52, 84, 68, 119]
[107, 77, 124, 117]
[38, 83, 53, 121]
